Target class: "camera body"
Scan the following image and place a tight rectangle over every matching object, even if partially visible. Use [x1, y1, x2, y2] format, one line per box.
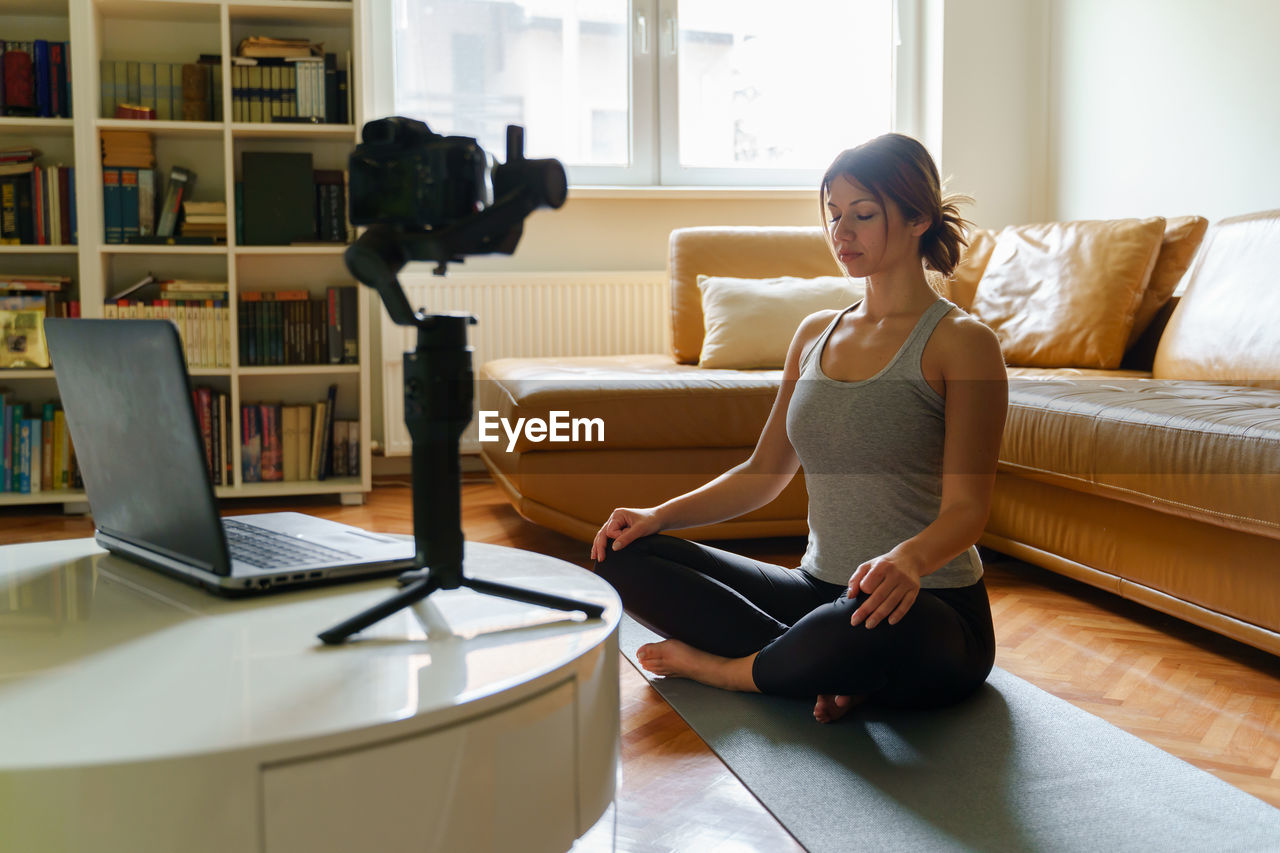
[348, 116, 565, 231]
[348, 117, 489, 228]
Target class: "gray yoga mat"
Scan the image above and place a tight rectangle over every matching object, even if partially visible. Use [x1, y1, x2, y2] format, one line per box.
[619, 616, 1280, 852]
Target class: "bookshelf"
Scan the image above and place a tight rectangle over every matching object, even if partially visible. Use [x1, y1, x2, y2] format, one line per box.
[1, 0, 371, 510]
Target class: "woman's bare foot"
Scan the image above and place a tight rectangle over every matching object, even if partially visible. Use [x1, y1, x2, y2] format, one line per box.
[636, 640, 759, 692]
[813, 693, 865, 724]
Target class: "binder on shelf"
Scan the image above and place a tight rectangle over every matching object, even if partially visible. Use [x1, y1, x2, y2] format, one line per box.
[240, 151, 314, 245]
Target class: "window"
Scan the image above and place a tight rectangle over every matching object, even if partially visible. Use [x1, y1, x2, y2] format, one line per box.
[392, 0, 901, 187]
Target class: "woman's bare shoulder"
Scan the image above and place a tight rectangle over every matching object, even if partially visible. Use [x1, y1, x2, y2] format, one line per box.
[936, 307, 1006, 379]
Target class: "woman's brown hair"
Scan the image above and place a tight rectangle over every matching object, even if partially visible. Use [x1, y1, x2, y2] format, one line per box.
[819, 133, 973, 279]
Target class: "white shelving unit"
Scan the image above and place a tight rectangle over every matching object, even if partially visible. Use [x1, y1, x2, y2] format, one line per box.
[1, 0, 371, 511]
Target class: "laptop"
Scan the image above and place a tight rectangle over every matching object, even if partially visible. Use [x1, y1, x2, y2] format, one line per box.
[44, 318, 416, 596]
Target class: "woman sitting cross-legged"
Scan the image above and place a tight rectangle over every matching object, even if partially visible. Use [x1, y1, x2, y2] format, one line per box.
[591, 133, 1008, 722]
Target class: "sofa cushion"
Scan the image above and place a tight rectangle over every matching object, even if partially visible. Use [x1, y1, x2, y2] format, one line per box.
[669, 227, 837, 364]
[970, 217, 1166, 369]
[478, 354, 779, 453]
[944, 227, 996, 311]
[999, 377, 1280, 539]
[697, 274, 863, 369]
[1153, 209, 1280, 385]
[1126, 216, 1208, 350]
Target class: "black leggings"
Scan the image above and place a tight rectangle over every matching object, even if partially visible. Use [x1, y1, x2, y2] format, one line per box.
[594, 534, 996, 709]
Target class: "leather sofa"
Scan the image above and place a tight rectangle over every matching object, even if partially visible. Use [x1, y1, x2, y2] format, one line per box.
[478, 213, 1280, 656]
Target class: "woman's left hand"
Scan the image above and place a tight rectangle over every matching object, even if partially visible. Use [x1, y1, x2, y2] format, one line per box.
[847, 550, 923, 629]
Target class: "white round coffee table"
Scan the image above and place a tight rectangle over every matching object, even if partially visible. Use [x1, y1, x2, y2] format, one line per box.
[0, 537, 621, 853]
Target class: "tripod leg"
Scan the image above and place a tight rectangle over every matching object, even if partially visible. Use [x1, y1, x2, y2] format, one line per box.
[317, 575, 444, 645]
[465, 577, 605, 619]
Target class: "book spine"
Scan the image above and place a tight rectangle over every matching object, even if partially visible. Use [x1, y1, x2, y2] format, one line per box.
[340, 286, 357, 363]
[240, 404, 261, 483]
[318, 384, 336, 480]
[126, 60, 140, 104]
[17, 418, 32, 493]
[102, 167, 121, 243]
[0, 400, 11, 493]
[112, 60, 127, 116]
[210, 389, 222, 486]
[33, 40, 50, 118]
[32, 164, 44, 244]
[0, 176, 19, 243]
[326, 286, 342, 364]
[49, 42, 63, 117]
[119, 167, 139, 242]
[54, 408, 68, 489]
[14, 171, 33, 244]
[137, 168, 154, 236]
[140, 61, 156, 114]
[297, 405, 312, 481]
[57, 166, 71, 246]
[348, 420, 359, 478]
[68, 165, 77, 244]
[41, 402, 54, 489]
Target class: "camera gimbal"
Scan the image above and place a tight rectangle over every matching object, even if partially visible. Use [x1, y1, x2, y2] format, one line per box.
[318, 123, 602, 645]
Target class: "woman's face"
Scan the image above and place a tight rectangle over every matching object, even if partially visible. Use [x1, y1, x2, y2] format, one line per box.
[825, 174, 926, 278]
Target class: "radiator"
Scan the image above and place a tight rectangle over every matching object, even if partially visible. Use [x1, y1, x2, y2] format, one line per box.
[382, 270, 670, 455]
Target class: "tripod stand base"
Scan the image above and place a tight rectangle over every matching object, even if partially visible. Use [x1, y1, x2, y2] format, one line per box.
[319, 562, 605, 645]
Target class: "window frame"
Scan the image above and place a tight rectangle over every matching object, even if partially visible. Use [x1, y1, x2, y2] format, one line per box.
[371, 0, 921, 190]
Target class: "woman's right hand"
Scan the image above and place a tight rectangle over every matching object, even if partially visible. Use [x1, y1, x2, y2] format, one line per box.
[590, 507, 664, 563]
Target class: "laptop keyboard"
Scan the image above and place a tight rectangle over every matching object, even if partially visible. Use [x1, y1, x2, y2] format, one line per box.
[223, 518, 358, 569]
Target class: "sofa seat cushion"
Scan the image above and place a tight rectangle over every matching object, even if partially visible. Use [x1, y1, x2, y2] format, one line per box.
[478, 354, 780, 452]
[1001, 378, 1280, 539]
[1007, 366, 1153, 380]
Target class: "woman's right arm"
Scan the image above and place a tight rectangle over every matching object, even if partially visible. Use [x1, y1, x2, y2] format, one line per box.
[590, 309, 836, 562]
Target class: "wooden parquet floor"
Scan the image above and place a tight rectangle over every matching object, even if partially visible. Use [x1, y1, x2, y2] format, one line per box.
[5, 477, 1279, 851]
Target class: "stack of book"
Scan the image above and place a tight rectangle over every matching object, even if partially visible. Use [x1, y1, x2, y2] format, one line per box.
[180, 200, 226, 241]
[1, 148, 76, 246]
[238, 286, 357, 366]
[104, 275, 230, 369]
[241, 385, 358, 483]
[1, 398, 81, 494]
[1, 40, 73, 118]
[100, 130, 154, 168]
[98, 58, 222, 122]
[101, 131, 156, 244]
[1, 272, 76, 319]
[230, 37, 348, 125]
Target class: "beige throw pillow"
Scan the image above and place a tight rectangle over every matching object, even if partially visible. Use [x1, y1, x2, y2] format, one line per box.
[697, 274, 864, 369]
[970, 217, 1166, 369]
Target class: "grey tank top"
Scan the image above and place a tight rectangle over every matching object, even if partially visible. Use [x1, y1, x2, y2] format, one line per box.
[786, 297, 983, 589]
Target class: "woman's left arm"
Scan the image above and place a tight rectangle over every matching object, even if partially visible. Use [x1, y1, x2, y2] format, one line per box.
[848, 316, 1008, 628]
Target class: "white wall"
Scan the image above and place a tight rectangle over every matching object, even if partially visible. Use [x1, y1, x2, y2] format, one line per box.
[935, 0, 1050, 231]
[1048, 0, 1280, 222]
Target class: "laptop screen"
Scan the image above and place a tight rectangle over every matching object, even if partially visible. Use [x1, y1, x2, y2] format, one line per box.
[44, 319, 231, 574]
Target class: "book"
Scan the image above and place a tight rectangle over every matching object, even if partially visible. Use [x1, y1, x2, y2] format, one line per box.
[282, 405, 300, 481]
[0, 294, 49, 368]
[318, 384, 337, 480]
[240, 151, 315, 245]
[297, 405, 312, 482]
[308, 398, 327, 480]
[238, 36, 321, 59]
[156, 165, 192, 237]
[241, 404, 261, 483]
[101, 167, 121, 243]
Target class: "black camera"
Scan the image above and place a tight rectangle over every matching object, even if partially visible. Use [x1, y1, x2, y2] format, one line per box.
[348, 116, 566, 230]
